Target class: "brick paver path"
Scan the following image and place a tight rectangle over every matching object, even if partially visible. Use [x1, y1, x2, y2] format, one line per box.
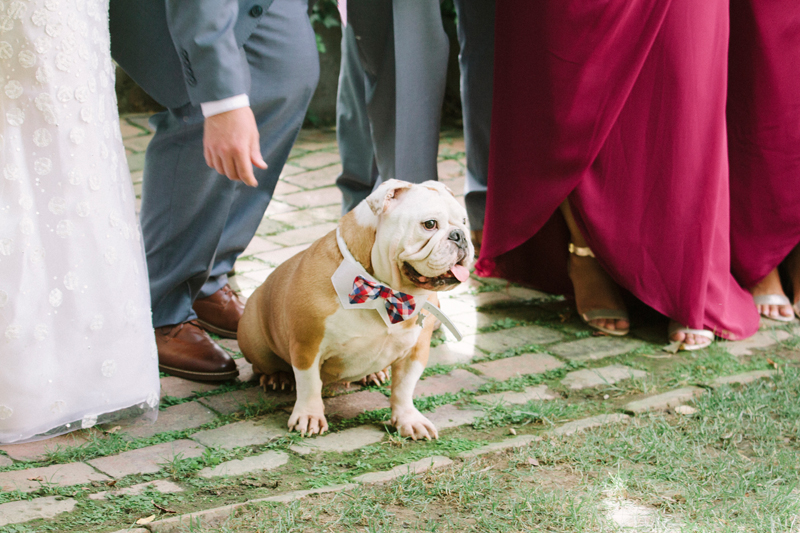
[0, 115, 793, 532]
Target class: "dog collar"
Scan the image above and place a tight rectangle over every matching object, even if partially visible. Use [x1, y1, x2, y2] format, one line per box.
[331, 229, 463, 341]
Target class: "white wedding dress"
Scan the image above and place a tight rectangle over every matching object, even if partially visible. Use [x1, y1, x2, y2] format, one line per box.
[0, 0, 160, 444]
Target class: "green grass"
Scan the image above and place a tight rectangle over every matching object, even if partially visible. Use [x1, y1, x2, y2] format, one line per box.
[3, 294, 799, 532]
[665, 344, 777, 387]
[470, 398, 597, 431]
[150, 368, 800, 533]
[158, 381, 254, 411]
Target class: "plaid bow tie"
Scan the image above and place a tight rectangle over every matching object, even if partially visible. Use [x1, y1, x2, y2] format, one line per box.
[349, 275, 416, 324]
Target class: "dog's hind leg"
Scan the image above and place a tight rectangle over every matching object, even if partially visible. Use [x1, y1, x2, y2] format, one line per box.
[238, 285, 294, 391]
[358, 367, 391, 387]
[260, 370, 295, 391]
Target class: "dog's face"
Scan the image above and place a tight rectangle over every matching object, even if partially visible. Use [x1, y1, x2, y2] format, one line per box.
[360, 180, 473, 292]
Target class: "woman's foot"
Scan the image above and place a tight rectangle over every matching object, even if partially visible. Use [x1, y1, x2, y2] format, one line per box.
[749, 267, 794, 321]
[785, 245, 800, 316]
[668, 321, 714, 350]
[568, 248, 630, 335]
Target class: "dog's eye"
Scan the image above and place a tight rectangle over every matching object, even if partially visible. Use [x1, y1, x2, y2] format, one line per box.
[422, 220, 438, 231]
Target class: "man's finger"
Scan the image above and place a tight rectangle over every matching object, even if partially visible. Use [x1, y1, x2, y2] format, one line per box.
[210, 154, 225, 178]
[250, 139, 268, 170]
[234, 153, 258, 187]
[221, 156, 240, 184]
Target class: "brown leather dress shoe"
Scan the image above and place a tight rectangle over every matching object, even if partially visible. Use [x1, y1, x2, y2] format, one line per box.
[156, 321, 239, 382]
[192, 284, 246, 339]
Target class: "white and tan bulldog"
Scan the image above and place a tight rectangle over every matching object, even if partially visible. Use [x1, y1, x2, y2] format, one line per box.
[238, 179, 473, 440]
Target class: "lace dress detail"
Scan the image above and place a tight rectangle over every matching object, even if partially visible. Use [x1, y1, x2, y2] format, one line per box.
[0, 0, 160, 443]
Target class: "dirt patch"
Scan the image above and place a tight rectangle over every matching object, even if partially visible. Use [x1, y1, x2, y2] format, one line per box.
[520, 464, 583, 491]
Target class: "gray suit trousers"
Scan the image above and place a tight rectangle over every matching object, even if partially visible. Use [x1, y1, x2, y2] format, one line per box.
[335, 24, 378, 215]
[141, 0, 319, 328]
[454, 0, 495, 231]
[338, 0, 449, 195]
[335, 0, 493, 227]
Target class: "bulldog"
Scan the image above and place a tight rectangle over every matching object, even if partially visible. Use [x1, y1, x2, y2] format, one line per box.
[238, 179, 473, 440]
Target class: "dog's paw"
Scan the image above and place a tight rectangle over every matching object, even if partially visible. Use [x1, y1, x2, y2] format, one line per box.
[391, 408, 438, 441]
[288, 409, 328, 436]
[358, 367, 391, 387]
[260, 372, 295, 392]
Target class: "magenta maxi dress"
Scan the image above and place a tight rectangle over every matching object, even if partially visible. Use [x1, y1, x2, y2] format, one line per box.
[475, 0, 760, 341]
[728, 0, 800, 289]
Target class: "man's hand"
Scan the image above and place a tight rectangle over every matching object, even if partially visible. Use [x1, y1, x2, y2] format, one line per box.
[203, 107, 267, 187]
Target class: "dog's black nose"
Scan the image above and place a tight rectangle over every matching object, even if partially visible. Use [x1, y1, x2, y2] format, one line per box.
[448, 229, 467, 249]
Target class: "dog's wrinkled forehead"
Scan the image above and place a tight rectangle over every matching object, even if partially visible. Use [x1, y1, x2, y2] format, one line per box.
[365, 179, 465, 225]
[420, 180, 456, 198]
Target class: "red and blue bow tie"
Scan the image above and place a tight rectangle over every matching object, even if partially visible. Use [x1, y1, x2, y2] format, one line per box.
[349, 275, 416, 324]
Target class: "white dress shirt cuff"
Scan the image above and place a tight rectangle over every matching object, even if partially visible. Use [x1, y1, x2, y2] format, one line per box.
[200, 94, 250, 118]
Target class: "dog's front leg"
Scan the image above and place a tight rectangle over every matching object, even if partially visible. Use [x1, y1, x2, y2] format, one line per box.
[288, 352, 328, 436]
[390, 306, 438, 441]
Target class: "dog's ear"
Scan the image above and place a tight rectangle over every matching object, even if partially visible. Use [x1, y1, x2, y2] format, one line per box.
[366, 179, 413, 216]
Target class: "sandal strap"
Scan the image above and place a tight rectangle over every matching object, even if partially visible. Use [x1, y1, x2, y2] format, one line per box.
[667, 323, 715, 341]
[752, 294, 792, 307]
[568, 243, 595, 258]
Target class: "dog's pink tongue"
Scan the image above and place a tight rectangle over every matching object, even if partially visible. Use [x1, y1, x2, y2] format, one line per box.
[451, 264, 470, 282]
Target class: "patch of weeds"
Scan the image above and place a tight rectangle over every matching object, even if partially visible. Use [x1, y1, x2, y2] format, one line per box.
[429, 328, 447, 348]
[160, 447, 237, 479]
[476, 299, 538, 313]
[238, 396, 281, 418]
[429, 436, 484, 455]
[437, 148, 466, 161]
[254, 433, 305, 455]
[0, 525, 38, 533]
[158, 395, 185, 409]
[413, 392, 464, 413]
[37, 416, 246, 469]
[521, 486, 613, 532]
[420, 363, 456, 379]
[356, 380, 392, 396]
[333, 408, 392, 431]
[776, 330, 800, 349]
[298, 463, 352, 489]
[471, 399, 593, 430]
[41, 431, 132, 465]
[627, 341, 667, 356]
[333, 393, 466, 432]
[0, 459, 43, 474]
[476, 363, 582, 394]
[158, 381, 256, 410]
[329, 492, 396, 531]
[470, 343, 547, 364]
[571, 375, 656, 401]
[0, 488, 33, 506]
[479, 317, 530, 333]
[666, 344, 773, 386]
[474, 281, 508, 293]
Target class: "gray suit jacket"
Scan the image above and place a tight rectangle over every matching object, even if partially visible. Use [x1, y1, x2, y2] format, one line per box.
[110, 0, 275, 109]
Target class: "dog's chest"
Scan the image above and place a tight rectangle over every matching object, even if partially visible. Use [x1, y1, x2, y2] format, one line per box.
[317, 307, 422, 383]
